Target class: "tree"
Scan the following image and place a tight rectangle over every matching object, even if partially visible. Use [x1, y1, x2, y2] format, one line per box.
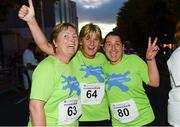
[167, 0, 180, 22]
[114, 0, 179, 56]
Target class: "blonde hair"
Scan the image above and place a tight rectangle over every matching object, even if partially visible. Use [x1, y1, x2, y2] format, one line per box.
[79, 23, 103, 43]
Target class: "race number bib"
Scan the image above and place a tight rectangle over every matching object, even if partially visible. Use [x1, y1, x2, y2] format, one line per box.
[58, 98, 81, 125]
[111, 99, 139, 123]
[81, 83, 105, 104]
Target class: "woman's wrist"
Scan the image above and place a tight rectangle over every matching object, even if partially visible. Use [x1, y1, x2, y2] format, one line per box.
[146, 57, 156, 61]
[146, 58, 153, 61]
[27, 17, 36, 24]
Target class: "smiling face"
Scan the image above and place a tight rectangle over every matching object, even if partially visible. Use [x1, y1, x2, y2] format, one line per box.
[104, 34, 124, 64]
[80, 32, 101, 58]
[79, 23, 102, 59]
[53, 26, 78, 61]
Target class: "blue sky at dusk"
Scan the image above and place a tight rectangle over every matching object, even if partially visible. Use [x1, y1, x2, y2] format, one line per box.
[73, 0, 127, 37]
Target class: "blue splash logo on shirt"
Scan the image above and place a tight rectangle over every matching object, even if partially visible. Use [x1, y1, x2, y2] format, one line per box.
[106, 71, 131, 91]
[62, 75, 80, 96]
[80, 64, 104, 83]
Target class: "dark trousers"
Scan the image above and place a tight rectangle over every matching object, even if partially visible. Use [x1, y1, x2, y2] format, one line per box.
[79, 120, 112, 126]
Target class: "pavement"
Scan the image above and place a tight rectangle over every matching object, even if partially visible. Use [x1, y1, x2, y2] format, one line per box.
[0, 69, 171, 126]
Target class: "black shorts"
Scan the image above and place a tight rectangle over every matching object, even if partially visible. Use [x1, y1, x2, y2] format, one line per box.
[79, 120, 112, 126]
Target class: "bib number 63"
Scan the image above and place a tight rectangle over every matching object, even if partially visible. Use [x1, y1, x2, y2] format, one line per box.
[67, 106, 77, 116]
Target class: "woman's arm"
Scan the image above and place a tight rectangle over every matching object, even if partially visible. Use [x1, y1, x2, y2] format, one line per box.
[29, 99, 46, 126]
[18, 0, 54, 55]
[146, 37, 160, 87]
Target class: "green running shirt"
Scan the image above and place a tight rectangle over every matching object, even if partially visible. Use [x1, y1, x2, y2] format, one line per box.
[70, 50, 110, 121]
[104, 54, 154, 126]
[29, 56, 81, 126]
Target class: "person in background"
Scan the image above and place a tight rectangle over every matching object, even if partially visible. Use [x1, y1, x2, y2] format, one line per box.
[18, 0, 110, 126]
[18, 0, 81, 126]
[167, 21, 180, 127]
[103, 31, 160, 126]
[23, 42, 38, 90]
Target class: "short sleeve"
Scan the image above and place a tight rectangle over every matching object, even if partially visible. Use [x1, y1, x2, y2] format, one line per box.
[30, 60, 55, 101]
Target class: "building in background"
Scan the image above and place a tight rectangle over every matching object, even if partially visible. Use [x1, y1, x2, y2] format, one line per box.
[0, 0, 78, 67]
[54, 0, 78, 26]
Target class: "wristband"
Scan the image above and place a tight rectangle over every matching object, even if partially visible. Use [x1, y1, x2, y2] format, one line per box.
[146, 58, 153, 61]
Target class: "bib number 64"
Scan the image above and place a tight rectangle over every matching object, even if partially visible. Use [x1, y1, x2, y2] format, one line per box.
[86, 90, 97, 98]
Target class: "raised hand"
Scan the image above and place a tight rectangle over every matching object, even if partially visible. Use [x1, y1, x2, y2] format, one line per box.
[146, 37, 159, 61]
[18, 0, 35, 23]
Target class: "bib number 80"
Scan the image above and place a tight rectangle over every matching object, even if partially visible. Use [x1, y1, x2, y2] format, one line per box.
[117, 108, 129, 117]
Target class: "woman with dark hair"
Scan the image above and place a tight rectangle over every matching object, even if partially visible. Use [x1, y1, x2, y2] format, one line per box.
[103, 31, 159, 126]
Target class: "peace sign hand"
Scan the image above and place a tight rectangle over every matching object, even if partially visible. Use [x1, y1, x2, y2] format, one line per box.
[18, 0, 35, 23]
[146, 37, 159, 61]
